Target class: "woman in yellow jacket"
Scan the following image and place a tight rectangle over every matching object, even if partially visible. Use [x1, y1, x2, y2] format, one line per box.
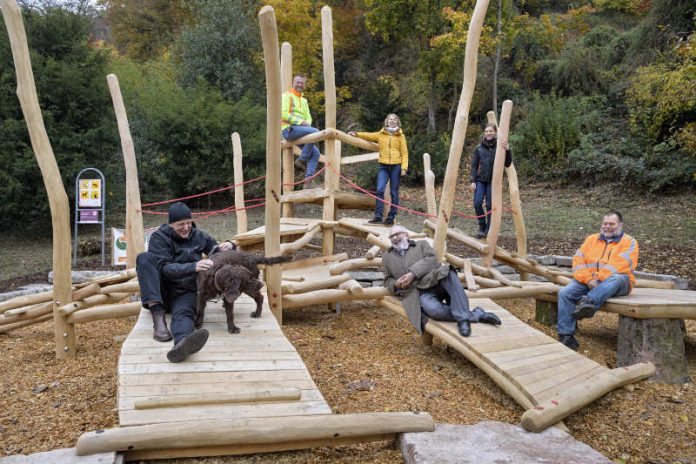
[349, 113, 408, 225]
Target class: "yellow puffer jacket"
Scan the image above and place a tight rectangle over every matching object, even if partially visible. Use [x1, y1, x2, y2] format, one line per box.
[572, 233, 639, 288]
[355, 128, 408, 171]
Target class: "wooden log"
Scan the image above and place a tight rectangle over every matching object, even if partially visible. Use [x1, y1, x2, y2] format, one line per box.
[280, 42, 294, 219]
[341, 152, 379, 164]
[617, 316, 688, 384]
[473, 275, 503, 288]
[72, 283, 102, 301]
[321, 6, 338, 258]
[134, 388, 302, 410]
[1, 301, 52, 322]
[282, 253, 348, 271]
[74, 269, 136, 288]
[333, 191, 375, 210]
[281, 188, 328, 203]
[338, 279, 365, 295]
[520, 362, 655, 432]
[634, 279, 676, 290]
[107, 74, 145, 269]
[333, 129, 380, 152]
[281, 276, 304, 282]
[466, 284, 558, 300]
[281, 129, 329, 149]
[282, 287, 389, 309]
[231, 132, 249, 233]
[1, 0, 74, 357]
[535, 299, 557, 326]
[67, 302, 142, 324]
[462, 259, 479, 291]
[259, 5, 283, 324]
[366, 233, 390, 250]
[99, 279, 139, 295]
[279, 224, 321, 255]
[431, 0, 490, 261]
[426, 220, 488, 254]
[0, 314, 53, 334]
[423, 153, 437, 218]
[59, 292, 130, 316]
[282, 274, 351, 294]
[76, 412, 434, 456]
[484, 99, 513, 267]
[365, 245, 382, 259]
[329, 258, 382, 275]
[0, 290, 52, 314]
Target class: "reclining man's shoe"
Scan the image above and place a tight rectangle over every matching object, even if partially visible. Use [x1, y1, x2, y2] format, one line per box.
[152, 310, 172, 342]
[479, 311, 502, 326]
[572, 296, 597, 320]
[457, 320, 471, 337]
[167, 328, 209, 363]
[559, 334, 579, 351]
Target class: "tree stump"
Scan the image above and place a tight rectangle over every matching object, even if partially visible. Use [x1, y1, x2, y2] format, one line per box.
[535, 299, 557, 326]
[617, 316, 690, 384]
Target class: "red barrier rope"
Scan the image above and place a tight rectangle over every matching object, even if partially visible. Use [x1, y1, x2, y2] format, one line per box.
[142, 175, 266, 207]
[281, 166, 327, 187]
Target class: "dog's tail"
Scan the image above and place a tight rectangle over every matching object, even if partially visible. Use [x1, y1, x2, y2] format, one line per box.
[254, 255, 293, 266]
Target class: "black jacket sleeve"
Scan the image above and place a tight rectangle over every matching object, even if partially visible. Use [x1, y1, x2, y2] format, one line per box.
[470, 147, 480, 182]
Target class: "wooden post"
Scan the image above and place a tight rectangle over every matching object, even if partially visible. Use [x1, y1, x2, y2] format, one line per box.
[486, 110, 528, 280]
[280, 42, 294, 218]
[432, 0, 490, 261]
[484, 99, 512, 267]
[1, 0, 75, 358]
[423, 153, 437, 218]
[107, 74, 145, 268]
[321, 6, 337, 256]
[231, 132, 248, 235]
[259, 6, 283, 324]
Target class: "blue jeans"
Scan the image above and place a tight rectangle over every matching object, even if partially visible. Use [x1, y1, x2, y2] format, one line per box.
[419, 269, 485, 323]
[374, 164, 401, 221]
[557, 274, 631, 336]
[473, 180, 492, 231]
[282, 125, 321, 177]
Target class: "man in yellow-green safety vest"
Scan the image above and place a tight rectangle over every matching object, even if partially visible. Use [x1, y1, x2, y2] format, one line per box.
[282, 74, 321, 188]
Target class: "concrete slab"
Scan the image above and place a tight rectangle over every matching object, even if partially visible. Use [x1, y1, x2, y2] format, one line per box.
[399, 421, 610, 464]
[0, 285, 52, 303]
[0, 448, 121, 464]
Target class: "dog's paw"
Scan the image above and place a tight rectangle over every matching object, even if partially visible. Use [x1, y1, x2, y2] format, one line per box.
[251, 311, 262, 318]
[228, 326, 241, 334]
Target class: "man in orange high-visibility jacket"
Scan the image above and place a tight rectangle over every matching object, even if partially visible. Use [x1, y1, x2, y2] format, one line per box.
[557, 211, 639, 351]
[281, 74, 321, 188]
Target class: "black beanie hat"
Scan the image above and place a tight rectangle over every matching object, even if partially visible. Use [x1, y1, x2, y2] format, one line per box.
[168, 202, 192, 224]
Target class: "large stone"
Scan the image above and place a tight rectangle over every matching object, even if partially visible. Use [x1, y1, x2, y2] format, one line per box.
[348, 271, 385, 282]
[634, 271, 689, 290]
[528, 255, 557, 266]
[399, 422, 610, 464]
[0, 448, 121, 464]
[48, 270, 122, 285]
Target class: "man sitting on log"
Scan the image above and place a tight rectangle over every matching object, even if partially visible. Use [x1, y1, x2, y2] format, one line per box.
[557, 211, 639, 351]
[136, 202, 235, 363]
[382, 225, 501, 337]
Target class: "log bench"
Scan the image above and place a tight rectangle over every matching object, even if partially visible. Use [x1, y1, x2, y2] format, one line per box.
[535, 288, 696, 384]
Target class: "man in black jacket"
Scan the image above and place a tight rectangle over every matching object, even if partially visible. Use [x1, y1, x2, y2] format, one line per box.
[136, 202, 234, 362]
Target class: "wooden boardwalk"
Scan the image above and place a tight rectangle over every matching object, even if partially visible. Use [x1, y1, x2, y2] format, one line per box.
[118, 295, 331, 428]
[379, 296, 654, 431]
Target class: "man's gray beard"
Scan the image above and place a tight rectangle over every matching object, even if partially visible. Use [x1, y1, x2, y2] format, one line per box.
[394, 240, 409, 251]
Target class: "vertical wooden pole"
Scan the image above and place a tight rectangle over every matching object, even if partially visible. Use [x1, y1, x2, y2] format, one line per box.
[231, 132, 248, 235]
[1, 0, 74, 358]
[321, 5, 337, 256]
[423, 153, 437, 218]
[107, 74, 145, 269]
[484, 100, 513, 267]
[486, 110, 527, 278]
[280, 42, 294, 218]
[259, 6, 283, 324]
[432, 0, 491, 261]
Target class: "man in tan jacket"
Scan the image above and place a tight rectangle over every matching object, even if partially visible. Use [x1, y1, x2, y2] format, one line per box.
[382, 225, 501, 337]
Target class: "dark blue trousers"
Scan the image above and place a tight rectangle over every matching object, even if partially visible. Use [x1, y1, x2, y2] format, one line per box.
[136, 252, 197, 344]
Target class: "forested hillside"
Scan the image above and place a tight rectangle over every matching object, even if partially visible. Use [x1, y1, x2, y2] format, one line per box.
[1, 0, 693, 229]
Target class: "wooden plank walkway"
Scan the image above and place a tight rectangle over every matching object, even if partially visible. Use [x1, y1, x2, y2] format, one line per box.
[379, 296, 654, 430]
[118, 295, 332, 428]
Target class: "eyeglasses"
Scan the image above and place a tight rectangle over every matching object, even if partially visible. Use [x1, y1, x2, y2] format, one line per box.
[389, 232, 407, 239]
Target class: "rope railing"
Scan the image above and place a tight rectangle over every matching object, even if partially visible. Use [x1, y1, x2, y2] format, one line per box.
[141, 175, 266, 207]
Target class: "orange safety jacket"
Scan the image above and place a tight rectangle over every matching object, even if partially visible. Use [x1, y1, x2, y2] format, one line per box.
[572, 232, 639, 289]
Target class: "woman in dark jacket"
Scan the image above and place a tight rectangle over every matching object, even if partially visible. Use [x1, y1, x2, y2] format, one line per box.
[469, 124, 512, 238]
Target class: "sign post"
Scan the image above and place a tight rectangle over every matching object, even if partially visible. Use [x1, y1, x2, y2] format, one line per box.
[73, 168, 106, 266]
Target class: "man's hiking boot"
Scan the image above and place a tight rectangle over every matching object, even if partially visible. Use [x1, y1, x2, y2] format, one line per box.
[294, 158, 307, 172]
[152, 310, 172, 342]
[166, 328, 209, 363]
[559, 334, 579, 351]
[383, 218, 395, 226]
[457, 320, 471, 337]
[479, 312, 502, 326]
[368, 217, 383, 224]
[572, 296, 597, 320]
